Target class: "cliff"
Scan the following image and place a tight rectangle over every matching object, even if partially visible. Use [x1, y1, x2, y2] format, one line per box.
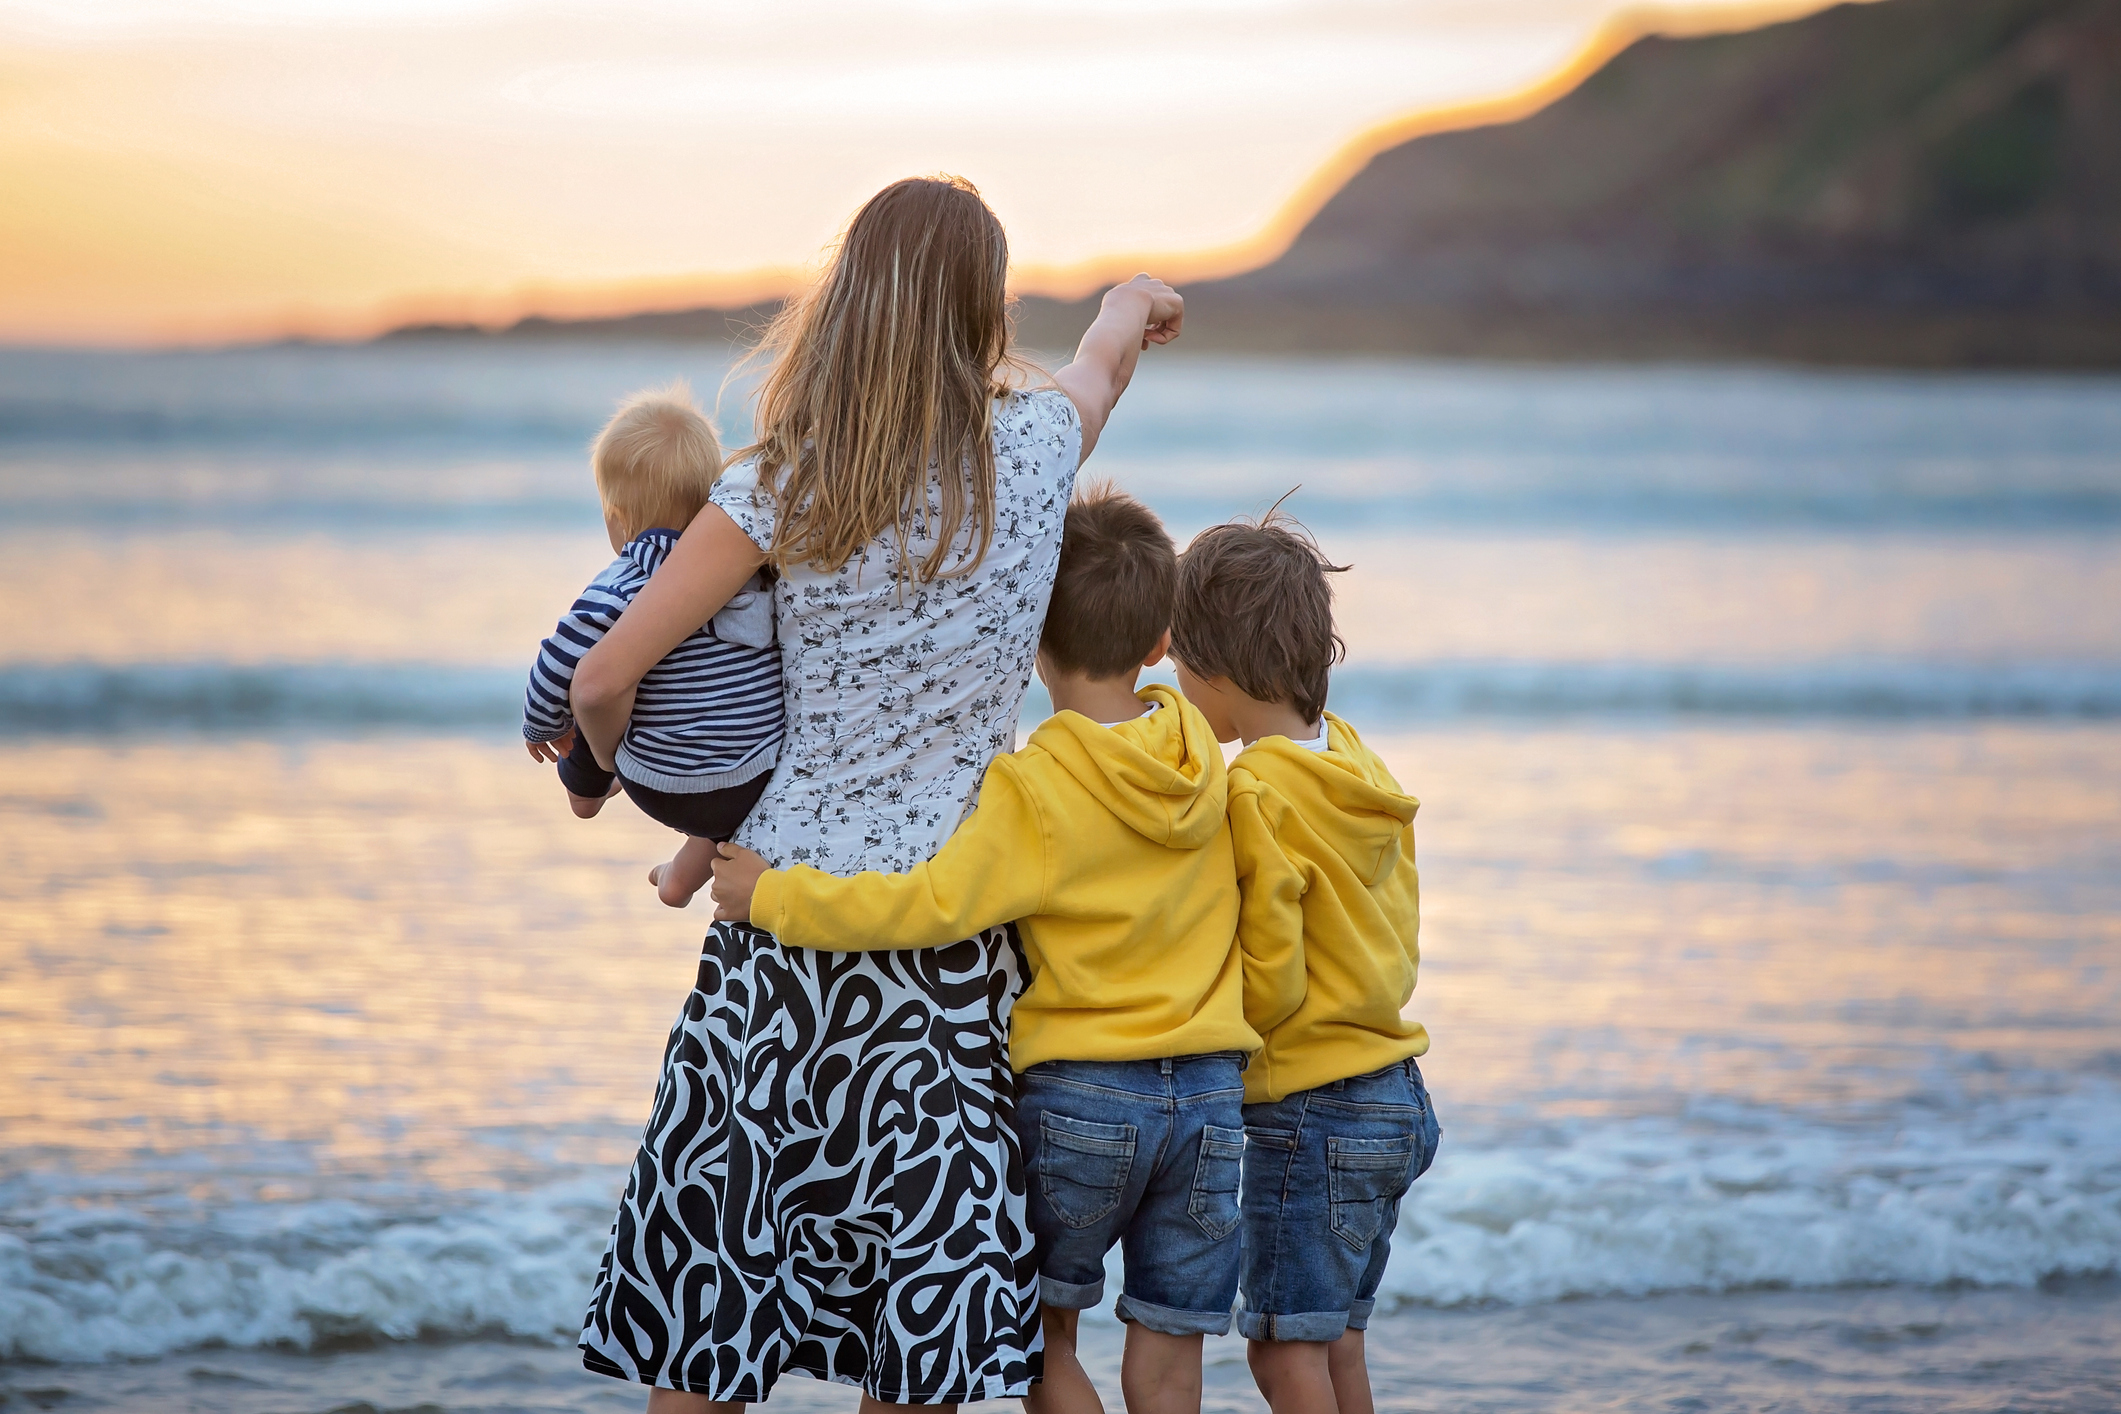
[383, 0, 2121, 366]
[1176, 0, 2121, 364]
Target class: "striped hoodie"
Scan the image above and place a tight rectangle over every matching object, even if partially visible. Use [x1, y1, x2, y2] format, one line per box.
[522, 529, 783, 792]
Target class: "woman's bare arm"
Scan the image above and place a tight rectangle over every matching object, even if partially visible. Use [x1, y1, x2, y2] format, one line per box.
[1052, 274, 1182, 463]
[572, 503, 768, 769]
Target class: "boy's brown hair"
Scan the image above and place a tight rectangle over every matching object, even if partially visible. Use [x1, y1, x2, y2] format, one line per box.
[1171, 512, 1348, 723]
[593, 382, 724, 541]
[1040, 482, 1176, 679]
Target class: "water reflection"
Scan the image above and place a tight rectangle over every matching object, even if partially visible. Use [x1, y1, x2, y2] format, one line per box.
[6, 723, 2114, 1200]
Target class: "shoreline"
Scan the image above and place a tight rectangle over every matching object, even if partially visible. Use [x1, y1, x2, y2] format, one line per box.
[8, 1283, 2116, 1413]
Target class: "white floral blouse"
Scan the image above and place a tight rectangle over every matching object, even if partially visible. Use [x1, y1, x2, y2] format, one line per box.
[709, 388, 1081, 877]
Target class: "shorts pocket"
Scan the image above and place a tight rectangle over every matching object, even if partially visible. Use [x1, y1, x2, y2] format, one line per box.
[1326, 1134, 1417, 1251]
[1411, 1080, 1442, 1182]
[1188, 1124, 1245, 1241]
[1039, 1113, 1137, 1230]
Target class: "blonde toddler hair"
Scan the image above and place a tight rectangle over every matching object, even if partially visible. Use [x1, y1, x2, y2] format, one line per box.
[593, 382, 724, 542]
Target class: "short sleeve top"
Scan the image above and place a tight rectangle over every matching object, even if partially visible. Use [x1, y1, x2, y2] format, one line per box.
[709, 387, 1081, 876]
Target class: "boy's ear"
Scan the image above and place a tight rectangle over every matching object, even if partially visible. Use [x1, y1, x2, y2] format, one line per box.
[1143, 629, 1172, 669]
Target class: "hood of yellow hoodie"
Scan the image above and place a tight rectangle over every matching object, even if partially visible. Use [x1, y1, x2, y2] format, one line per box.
[1028, 684, 1228, 849]
[1241, 713, 1418, 887]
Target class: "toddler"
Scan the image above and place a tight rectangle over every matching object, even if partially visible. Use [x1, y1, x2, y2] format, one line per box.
[1170, 513, 1439, 1414]
[522, 383, 782, 906]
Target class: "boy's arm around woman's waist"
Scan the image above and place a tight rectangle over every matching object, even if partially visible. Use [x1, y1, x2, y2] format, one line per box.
[1228, 781, 1309, 1039]
[752, 758, 1053, 951]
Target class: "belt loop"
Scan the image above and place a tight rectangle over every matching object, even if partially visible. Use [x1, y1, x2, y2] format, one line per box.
[1160, 1057, 1174, 1076]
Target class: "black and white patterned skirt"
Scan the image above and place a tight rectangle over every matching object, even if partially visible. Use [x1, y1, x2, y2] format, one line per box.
[580, 922, 1042, 1404]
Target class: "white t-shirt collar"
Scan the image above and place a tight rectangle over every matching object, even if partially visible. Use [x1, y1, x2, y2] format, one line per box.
[1095, 700, 1160, 728]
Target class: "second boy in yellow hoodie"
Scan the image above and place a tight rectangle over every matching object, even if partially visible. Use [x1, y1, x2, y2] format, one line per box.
[711, 487, 1253, 1414]
[1170, 513, 1440, 1414]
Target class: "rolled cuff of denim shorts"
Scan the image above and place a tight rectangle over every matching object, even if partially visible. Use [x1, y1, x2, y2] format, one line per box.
[1236, 1308, 1353, 1343]
[1040, 1271, 1106, 1310]
[1116, 1294, 1234, 1337]
[1345, 1296, 1377, 1331]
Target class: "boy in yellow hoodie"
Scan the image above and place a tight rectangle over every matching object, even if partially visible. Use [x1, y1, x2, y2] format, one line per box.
[709, 486, 1255, 1414]
[1168, 514, 1439, 1414]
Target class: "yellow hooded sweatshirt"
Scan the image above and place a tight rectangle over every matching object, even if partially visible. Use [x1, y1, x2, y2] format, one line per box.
[750, 685, 1255, 1071]
[1232, 712, 1426, 1104]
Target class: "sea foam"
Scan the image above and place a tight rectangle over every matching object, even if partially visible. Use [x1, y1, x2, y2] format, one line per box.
[1380, 1085, 2121, 1308]
[0, 1177, 615, 1364]
[6, 1087, 2117, 1363]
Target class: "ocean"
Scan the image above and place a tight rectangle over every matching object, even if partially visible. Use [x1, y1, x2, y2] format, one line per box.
[2, 344, 2117, 1413]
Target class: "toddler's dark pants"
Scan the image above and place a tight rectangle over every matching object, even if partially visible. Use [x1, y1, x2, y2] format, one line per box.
[557, 733, 768, 842]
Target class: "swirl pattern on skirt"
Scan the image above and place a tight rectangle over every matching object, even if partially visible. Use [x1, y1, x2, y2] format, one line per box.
[580, 921, 1043, 1404]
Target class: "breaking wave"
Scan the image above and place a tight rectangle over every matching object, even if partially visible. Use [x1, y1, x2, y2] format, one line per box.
[10, 659, 2121, 735]
[0, 1175, 614, 1363]
[1328, 659, 2121, 720]
[1028, 659, 2121, 731]
[5, 1085, 2116, 1362]
[1380, 1084, 2121, 1308]
[0, 663, 521, 733]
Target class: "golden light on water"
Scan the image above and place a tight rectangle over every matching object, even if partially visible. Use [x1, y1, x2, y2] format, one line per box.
[11, 529, 611, 665]
[6, 723, 2114, 1194]
[21, 520, 2119, 673]
[1378, 724, 2121, 1114]
[0, 737, 698, 1186]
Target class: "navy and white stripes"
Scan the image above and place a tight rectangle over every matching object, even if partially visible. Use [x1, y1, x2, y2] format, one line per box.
[523, 529, 783, 793]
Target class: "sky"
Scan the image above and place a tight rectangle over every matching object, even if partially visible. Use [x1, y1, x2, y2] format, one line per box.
[0, 0, 1848, 346]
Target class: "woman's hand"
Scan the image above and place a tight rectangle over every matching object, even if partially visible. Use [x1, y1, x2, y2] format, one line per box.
[1053, 274, 1183, 463]
[572, 504, 767, 768]
[710, 843, 771, 923]
[1130, 275, 1185, 349]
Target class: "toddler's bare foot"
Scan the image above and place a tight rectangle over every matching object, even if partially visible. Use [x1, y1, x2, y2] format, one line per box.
[649, 837, 719, 908]
[649, 860, 699, 907]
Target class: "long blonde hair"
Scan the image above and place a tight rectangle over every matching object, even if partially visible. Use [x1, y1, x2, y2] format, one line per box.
[739, 176, 1021, 582]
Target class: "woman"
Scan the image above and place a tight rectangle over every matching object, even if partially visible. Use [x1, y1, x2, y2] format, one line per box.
[569, 176, 1182, 1413]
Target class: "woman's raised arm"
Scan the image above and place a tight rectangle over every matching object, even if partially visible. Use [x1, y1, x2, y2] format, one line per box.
[1052, 274, 1182, 463]
[572, 503, 767, 769]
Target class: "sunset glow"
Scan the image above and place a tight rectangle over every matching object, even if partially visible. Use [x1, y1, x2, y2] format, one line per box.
[2, 1, 1855, 346]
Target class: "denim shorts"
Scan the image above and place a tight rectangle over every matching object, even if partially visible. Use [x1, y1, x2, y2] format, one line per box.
[1238, 1056, 1440, 1342]
[1013, 1053, 1248, 1336]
